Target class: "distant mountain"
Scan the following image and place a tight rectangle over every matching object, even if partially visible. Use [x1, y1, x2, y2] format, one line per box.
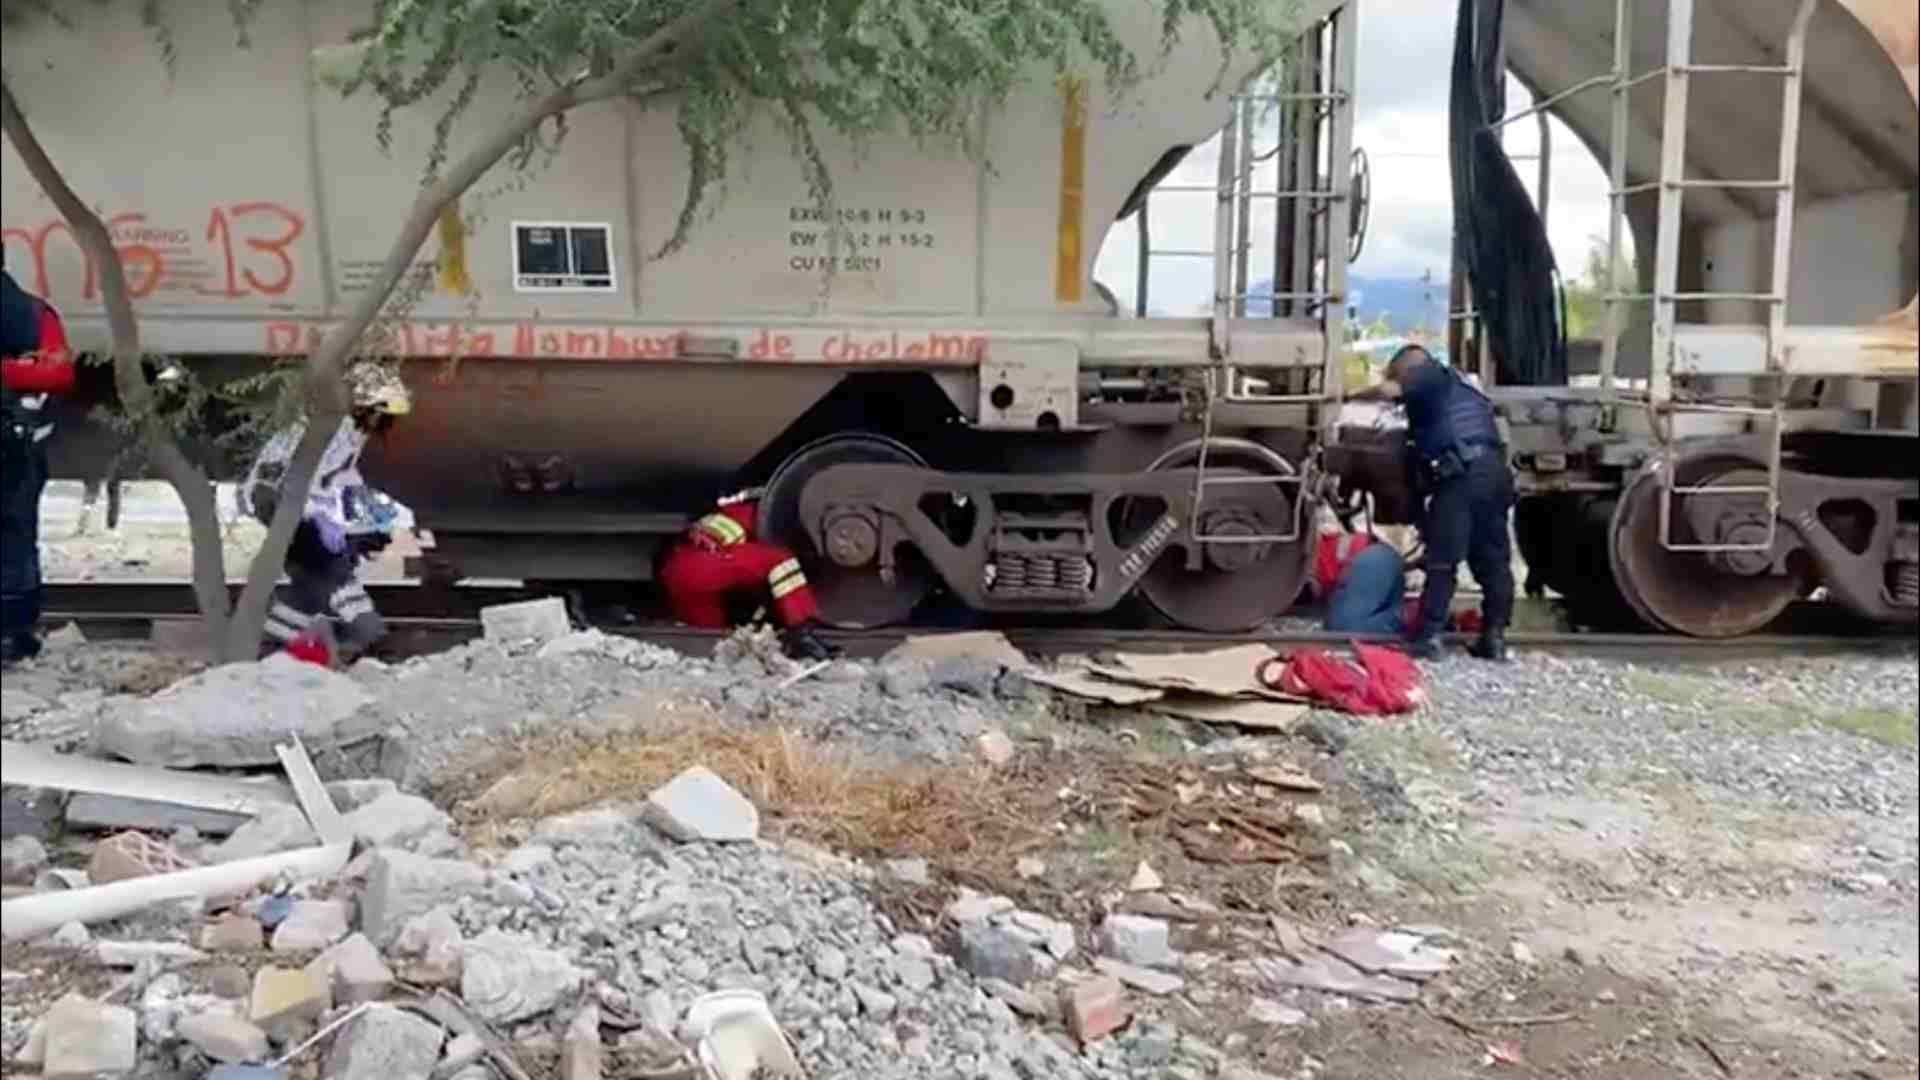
[1245, 274, 1450, 334]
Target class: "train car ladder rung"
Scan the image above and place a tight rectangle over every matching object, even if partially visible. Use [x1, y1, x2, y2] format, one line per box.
[1669, 178, 1790, 191]
[1678, 64, 1796, 75]
[1657, 403, 1785, 554]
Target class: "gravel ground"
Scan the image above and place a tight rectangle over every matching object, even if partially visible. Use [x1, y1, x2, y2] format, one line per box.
[4, 606, 1914, 1077]
[1400, 651, 1920, 818]
[1317, 645, 1920, 1074]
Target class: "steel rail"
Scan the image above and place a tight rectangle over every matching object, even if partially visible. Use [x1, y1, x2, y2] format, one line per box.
[34, 581, 1917, 666]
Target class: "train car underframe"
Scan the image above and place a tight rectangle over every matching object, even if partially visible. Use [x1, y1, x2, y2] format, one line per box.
[1501, 397, 1919, 638]
[384, 357, 1327, 634]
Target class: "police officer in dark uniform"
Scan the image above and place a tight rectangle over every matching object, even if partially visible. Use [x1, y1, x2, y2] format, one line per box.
[1352, 344, 1514, 661]
[2, 260, 57, 665]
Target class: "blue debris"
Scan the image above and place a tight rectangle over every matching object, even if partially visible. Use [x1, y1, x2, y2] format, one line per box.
[256, 895, 296, 930]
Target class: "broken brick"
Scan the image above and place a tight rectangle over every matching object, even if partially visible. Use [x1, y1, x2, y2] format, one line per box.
[87, 831, 196, 885]
[1062, 975, 1130, 1045]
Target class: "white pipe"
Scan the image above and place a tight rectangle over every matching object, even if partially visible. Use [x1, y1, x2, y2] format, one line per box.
[1, 843, 352, 943]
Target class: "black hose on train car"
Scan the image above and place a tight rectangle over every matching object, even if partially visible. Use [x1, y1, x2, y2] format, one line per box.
[1449, 0, 1569, 387]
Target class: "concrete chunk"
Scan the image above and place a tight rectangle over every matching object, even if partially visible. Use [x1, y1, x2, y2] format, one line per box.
[311, 933, 395, 1004]
[41, 998, 137, 1078]
[1, 835, 48, 884]
[323, 779, 398, 813]
[341, 792, 454, 850]
[93, 653, 374, 768]
[322, 1004, 444, 1080]
[480, 597, 571, 644]
[461, 930, 584, 1024]
[1099, 914, 1171, 968]
[640, 766, 759, 843]
[270, 900, 351, 954]
[177, 1012, 270, 1064]
[951, 924, 1035, 985]
[212, 805, 319, 864]
[361, 850, 486, 946]
[392, 907, 464, 985]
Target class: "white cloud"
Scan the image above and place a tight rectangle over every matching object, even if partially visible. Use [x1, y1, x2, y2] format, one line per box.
[1093, 0, 1630, 317]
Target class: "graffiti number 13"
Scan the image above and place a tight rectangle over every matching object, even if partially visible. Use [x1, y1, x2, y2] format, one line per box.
[201, 202, 305, 298]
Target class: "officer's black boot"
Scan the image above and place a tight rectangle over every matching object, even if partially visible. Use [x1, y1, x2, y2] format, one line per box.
[782, 620, 839, 662]
[1401, 635, 1442, 661]
[1468, 626, 1508, 662]
[0, 633, 39, 667]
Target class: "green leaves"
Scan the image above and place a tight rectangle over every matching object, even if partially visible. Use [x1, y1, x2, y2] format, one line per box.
[328, 0, 1294, 257]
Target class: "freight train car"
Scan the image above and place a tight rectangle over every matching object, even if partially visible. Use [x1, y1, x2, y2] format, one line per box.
[2, 0, 1371, 632]
[1472, 0, 1920, 637]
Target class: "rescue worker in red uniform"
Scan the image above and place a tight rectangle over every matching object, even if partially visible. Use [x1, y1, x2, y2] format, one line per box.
[659, 488, 837, 661]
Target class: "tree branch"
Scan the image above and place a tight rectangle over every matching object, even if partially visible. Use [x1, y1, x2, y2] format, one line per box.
[224, 0, 742, 658]
[0, 77, 232, 646]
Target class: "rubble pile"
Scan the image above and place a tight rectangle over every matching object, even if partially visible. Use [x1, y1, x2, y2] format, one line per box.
[0, 624, 1473, 1079]
[2, 627, 1073, 793]
[0, 747, 1448, 1080]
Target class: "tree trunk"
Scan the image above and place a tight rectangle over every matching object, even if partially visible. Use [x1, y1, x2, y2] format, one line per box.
[220, 17, 716, 660]
[0, 80, 233, 648]
[10, 2, 729, 663]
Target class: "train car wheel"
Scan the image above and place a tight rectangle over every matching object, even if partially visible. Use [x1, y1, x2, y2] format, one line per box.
[1131, 439, 1311, 633]
[760, 434, 935, 629]
[1608, 453, 1806, 638]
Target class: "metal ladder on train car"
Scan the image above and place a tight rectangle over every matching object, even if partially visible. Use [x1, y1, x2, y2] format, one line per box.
[1138, 1, 1359, 548]
[1640, 0, 1813, 556]
[1475, 0, 1814, 555]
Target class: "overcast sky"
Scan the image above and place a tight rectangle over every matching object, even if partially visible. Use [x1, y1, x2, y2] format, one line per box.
[1092, 0, 1621, 317]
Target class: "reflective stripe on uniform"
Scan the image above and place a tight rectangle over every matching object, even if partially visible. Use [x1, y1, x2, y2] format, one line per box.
[768, 557, 808, 599]
[332, 583, 375, 620]
[264, 601, 313, 644]
[695, 512, 748, 546]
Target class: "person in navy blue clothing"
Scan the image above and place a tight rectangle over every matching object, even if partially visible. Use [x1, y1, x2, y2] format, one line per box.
[3, 260, 76, 666]
[1352, 344, 1514, 661]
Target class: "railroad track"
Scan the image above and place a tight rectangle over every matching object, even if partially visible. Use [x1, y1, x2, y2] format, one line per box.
[35, 580, 1918, 664]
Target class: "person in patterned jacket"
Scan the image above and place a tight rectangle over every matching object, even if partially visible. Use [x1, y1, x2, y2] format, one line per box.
[239, 363, 409, 662]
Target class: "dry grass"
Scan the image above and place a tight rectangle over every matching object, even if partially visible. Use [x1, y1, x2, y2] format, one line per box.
[453, 714, 1069, 879]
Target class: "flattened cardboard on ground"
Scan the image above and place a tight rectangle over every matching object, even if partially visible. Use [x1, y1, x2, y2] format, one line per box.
[884, 631, 1035, 673]
[1, 741, 298, 817]
[1151, 696, 1307, 732]
[1088, 644, 1307, 703]
[0, 740, 348, 942]
[1023, 668, 1166, 705]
